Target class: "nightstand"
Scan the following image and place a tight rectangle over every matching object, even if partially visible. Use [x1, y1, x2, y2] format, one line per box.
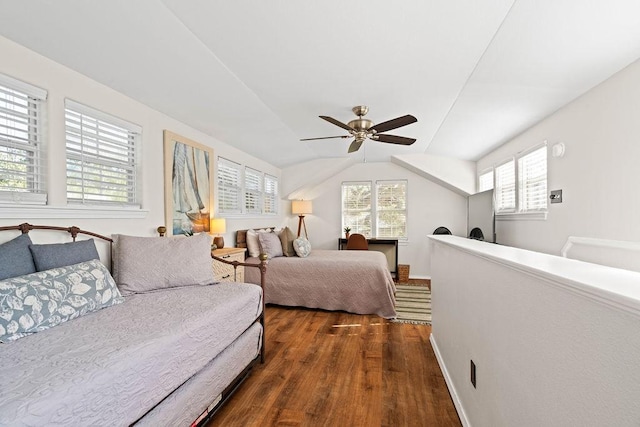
[212, 247, 246, 282]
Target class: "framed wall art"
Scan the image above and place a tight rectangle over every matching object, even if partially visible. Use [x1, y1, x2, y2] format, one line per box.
[163, 130, 214, 235]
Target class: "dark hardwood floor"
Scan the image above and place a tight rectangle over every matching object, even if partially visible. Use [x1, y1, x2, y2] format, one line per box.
[209, 306, 461, 427]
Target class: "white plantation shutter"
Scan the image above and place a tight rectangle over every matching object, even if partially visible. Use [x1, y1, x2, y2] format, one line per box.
[376, 180, 407, 238]
[495, 160, 515, 213]
[244, 167, 262, 214]
[217, 157, 242, 214]
[263, 174, 278, 215]
[519, 146, 547, 212]
[342, 181, 372, 236]
[0, 74, 47, 204]
[65, 100, 140, 206]
[478, 170, 494, 192]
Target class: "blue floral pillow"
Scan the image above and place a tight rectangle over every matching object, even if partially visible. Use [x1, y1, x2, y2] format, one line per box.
[0, 259, 124, 342]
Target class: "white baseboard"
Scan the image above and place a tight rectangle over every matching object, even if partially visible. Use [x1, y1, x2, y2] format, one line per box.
[430, 333, 470, 427]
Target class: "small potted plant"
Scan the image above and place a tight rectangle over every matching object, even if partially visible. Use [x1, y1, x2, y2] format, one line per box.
[344, 226, 351, 239]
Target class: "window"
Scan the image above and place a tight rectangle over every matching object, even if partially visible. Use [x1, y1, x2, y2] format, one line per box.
[0, 74, 47, 204]
[495, 160, 515, 213]
[491, 143, 548, 217]
[217, 157, 279, 216]
[244, 167, 262, 214]
[376, 180, 407, 238]
[478, 169, 493, 192]
[342, 180, 407, 238]
[65, 100, 140, 206]
[217, 157, 242, 214]
[518, 146, 547, 212]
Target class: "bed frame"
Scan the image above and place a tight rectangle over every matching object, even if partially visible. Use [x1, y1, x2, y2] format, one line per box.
[1, 223, 268, 426]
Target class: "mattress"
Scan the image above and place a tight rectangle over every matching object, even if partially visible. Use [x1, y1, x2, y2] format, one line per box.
[245, 249, 396, 318]
[0, 282, 263, 426]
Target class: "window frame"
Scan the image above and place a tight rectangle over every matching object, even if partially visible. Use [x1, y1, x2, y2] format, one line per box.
[64, 99, 141, 207]
[0, 74, 48, 205]
[341, 179, 408, 239]
[490, 142, 548, 220]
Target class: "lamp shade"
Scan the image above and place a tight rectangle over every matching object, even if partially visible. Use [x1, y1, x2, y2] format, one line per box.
[291, 200, 313, 215]
[210, 218, 226, 234]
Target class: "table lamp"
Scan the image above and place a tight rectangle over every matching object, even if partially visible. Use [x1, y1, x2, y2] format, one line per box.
[210, 218, 227, 249]
[291, 200, 312, 238]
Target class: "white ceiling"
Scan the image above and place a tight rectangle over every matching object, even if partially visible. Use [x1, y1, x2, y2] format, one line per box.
[2, 0, 640, 168]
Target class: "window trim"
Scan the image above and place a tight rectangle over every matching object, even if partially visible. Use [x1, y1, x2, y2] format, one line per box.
[477, 168, 494, 192]
[0, 74, 48, 205]
[64, 99, 141, 207]
[491, 141, 548, 221]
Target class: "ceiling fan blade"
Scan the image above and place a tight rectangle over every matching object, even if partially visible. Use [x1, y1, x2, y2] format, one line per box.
[348, 139, 364, 153]
[375, 134, 416, 145]
[369, 115, 417, 133]
[300, 135, 351, 141]
[320, 116, 355, 132]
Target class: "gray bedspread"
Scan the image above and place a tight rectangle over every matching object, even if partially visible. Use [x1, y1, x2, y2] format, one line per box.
[0, 282, 263, 426]
[244, 249, 396, 318]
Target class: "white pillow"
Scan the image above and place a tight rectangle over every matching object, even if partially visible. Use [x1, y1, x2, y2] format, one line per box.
[293, 237, 311, 258]
[246, 229, 271, 257]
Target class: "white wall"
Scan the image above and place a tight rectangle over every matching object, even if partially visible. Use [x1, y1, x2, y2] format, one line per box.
[286, 161, 468, 278]
[0, 36, 284, 245]
[430, 236, 640, 426]
[476, 57, 640, 255]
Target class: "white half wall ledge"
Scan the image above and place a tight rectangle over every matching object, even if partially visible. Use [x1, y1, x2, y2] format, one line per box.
[562, 236, 640, 274]
[391, 153, 475, 197]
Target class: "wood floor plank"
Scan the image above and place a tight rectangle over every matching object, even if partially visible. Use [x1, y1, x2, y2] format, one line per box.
[210, 306, 460, 427]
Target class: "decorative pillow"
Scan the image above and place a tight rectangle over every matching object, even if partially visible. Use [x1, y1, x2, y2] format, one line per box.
[29, 239, 100, 272]
[258, 231, 284, 259]
[113, 233, 214, 295]
[293, 237, 312, 258]
[246, 229, 271, 258]
[0, 259, 124, 342]
[0, 234, 36, 280]
[278, 226, 296, 257]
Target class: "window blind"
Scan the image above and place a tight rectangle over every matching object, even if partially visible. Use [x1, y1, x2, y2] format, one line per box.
[244, 167, 262, 214]
[495, 160, 515, 213]
[341, 181, 372, 236]
[478, 170, 494, 192]
[65, 100, 140, 206]
[263, 173, 278, 215]
[376, 180, 407, 238]
[518, 146, 547, 212]
[0, 75, 47, 204]
[217, 157, 242, 214]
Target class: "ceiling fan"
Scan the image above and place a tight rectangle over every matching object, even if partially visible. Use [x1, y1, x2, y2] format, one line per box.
[301, 106, 418, 153]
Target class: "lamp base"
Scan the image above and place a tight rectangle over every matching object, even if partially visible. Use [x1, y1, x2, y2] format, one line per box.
[213, 236, 224, 249]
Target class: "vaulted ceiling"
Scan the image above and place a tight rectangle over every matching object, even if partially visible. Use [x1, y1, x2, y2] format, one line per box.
[2, 1, 640, 168]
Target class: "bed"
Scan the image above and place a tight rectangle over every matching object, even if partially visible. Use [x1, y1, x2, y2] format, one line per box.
[239, 229, 396, 318]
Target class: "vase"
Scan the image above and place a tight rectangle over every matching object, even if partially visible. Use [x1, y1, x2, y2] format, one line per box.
[345, 232, 350, 239]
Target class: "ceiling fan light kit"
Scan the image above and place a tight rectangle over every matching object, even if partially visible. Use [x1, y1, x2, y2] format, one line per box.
[301, 105, 417, 153]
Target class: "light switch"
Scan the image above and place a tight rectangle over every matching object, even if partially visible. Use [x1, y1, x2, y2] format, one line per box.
[550, 189, 562, 204]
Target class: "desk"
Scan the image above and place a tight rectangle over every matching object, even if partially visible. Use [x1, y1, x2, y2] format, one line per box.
[338, 238, 399, 279]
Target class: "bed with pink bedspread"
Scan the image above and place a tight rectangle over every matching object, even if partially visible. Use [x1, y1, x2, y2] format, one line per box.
[244, 249, 396, 318]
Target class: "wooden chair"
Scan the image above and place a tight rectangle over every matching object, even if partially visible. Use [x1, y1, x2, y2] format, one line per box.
[346, 233, 369, 250]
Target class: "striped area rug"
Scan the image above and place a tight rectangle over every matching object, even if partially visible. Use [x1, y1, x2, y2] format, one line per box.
[393, 285, 431, 325]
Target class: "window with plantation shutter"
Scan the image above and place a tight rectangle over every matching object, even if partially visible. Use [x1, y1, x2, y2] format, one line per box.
[65, 100, 140, 206]
[495, 160, 515, 213]
[264, 173, 278, 215]
[376, 180, 407, 238]
[0, 74, 47, 205]
[217, 157, 242, 214]
[478, 170, 493, 192]
[244, 167, 262, 214]
[342, 182, 372, 236]
[519, 146, 547, 212]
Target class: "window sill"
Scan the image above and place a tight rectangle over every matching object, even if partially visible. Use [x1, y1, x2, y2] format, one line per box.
[496, 211, 547, 221]
[0, 204, 148, 219]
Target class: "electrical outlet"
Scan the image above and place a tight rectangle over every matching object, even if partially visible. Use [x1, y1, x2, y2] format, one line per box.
[470, 360, 476, 388]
